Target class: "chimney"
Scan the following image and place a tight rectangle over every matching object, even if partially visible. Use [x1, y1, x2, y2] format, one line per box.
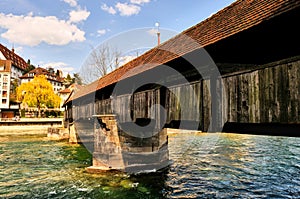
[157, 31, 161, 45]
[155, 22, 160, 46]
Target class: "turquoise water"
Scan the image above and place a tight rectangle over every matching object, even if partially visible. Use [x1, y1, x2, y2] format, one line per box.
[0, 133, 299, 198]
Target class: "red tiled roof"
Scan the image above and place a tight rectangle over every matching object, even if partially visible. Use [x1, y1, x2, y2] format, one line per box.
[70, 0, 300, 102]
[69, 83, 84, 91]
[59, 83, 84, 94]
[0, 43, 28, 70]
[20, 67, 64, 82]
[59, 88, 72, 94]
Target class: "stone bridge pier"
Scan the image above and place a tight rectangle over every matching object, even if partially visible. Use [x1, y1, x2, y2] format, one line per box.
[86, 115, 169, 173]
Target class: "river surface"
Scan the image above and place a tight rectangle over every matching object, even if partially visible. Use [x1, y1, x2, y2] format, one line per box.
[0, 133, 299, 198]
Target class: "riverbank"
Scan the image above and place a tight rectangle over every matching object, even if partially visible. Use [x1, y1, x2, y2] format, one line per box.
[0, 118, 63, 126]
[0, 126, 50, 136]
[0, 118, 64, 136]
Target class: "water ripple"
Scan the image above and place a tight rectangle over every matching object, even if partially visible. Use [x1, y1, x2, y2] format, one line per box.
[0, 133, 299, 198]
[165, 133, 300, 198]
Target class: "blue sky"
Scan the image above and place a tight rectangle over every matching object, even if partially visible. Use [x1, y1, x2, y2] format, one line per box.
[0, 0, 236, 76]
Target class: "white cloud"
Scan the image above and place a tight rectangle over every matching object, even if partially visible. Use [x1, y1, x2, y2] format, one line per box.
[43, 62, 75, 75]
[115, 2, 141, 16]
[101, 4, 117, 15]
[69, 8, 90, 23]
[130, 0, 150, 5]
[14, 46, 23, 55]
[63, 0, 77, 7]
[120, 55, 136, 65]
[43, 62, 67, 68]
[97, 29, 107, 36]
[0, 12, 86, 46]
[147, 28, 158, 36]
[101, 1, 151, 17]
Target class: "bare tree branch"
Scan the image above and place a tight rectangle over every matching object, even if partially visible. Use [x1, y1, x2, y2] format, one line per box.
[80, 44, 122, 84]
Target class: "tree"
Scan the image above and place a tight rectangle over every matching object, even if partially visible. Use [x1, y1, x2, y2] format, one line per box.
[63, 73, 73, 87]
[81, 44, 121, 84]
[16, 75, 61, 117]
[73, 73, 83, 85]
[23, 59, 36, 74]
[63, 73, 84, 88]
[9, 78, 19, 103]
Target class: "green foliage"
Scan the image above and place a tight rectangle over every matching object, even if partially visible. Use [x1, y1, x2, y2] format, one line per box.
[24, 59, 36, 74]
[16, 75, 61, 117]
[20, 109, 25, 118]
[73, 73, 83, 85]
[63, 74, 73, 88]
[64, 73, 84, 87]
[11, 79, 19, 92]
[9, 79, 20, 103]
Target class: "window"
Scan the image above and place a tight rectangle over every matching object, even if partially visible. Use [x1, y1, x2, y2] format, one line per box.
[2, 91, 7, 97]
[3, 83, 8, 90]
[2, 99, 7, 104]
[3, 75, 8, 82]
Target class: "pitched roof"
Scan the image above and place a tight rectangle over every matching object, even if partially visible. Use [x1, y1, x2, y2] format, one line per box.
[0, 43, 28, 70]
[20, 67, 64, 82]
[59, 83, 83, 94]
[70, 0, 300, 102]
[59, 88, 72, 94]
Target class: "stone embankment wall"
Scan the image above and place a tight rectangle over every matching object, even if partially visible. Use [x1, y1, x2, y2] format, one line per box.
[0, 118, 64, 135]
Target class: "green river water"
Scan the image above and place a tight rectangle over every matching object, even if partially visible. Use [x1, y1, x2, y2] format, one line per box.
[0, 133, 299, 198]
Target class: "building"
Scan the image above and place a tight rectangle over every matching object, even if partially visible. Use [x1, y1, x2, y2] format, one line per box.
[0, 44, 28, 118]
[20, 67, 65, 93]
[19, 67, 66, 116]
[58, 83, 83, 111]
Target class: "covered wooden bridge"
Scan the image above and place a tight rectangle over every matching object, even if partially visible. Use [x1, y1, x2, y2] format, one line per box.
[64, 0, 300, 172]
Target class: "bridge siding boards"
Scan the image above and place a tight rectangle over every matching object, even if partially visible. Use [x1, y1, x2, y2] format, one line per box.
[224, 59, 300, 124]
[65, 1, 300, 132]
[69, 57, 300, 132]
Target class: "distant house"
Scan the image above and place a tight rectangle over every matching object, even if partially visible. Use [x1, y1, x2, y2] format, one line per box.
[58, 83, 83, 111]
[19, 67, 65, 93]
[0, 44, 29, 118]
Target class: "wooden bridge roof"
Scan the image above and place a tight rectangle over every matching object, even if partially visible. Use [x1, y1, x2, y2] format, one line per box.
[68, 0, 300, 103]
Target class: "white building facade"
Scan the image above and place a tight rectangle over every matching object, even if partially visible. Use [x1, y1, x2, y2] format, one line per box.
[0, 44, 28, 118]
[20, 67, 65, 94]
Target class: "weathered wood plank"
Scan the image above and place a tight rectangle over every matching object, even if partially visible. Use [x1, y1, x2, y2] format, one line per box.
[68, 58, 300, 131]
